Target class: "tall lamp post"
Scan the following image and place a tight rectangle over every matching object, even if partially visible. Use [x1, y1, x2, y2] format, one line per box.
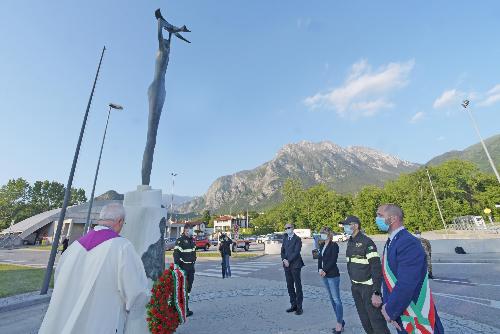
[167, 172, 177, 239]
[41, 46, 106, 295]
[170, 172, 178, 220]
[83, 103, 124, 234]
[461, 100, 500, 183]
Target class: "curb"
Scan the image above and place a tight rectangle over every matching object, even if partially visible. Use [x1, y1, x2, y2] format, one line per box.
[0, 293, 51, 314]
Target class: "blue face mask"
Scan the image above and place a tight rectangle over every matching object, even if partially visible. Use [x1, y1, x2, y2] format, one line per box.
[375, 217, 389, 232]
[343, 225, 353, 235]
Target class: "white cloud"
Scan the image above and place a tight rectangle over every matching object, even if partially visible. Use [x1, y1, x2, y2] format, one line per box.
[304, 59, 414, 118]
[410, 111, 425, 123]
[297, 17, 312, 29]
[433, 89, 464, 109]
[478, 84, 500, 107]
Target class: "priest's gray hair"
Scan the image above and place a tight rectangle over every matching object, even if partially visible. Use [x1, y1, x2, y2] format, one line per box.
[99, 203, 126, 222]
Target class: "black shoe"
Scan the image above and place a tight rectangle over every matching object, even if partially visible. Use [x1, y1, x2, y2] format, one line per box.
[295, 308, 303, 315]
[186, 310, 193, 317]
[333, 320, 345, 333]
[286, 306, 297, 313]
[428, 272, 434, 279]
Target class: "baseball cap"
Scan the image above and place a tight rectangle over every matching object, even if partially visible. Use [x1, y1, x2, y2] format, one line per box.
[341, 215, 361, 227]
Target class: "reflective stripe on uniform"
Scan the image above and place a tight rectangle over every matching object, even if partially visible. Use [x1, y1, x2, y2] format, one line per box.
[366, 251, 380, 260]
[180, 258, 194, 264]
[174, 246, 196, 253]
[351, 278, 373, 285]
[348, 257, 369, 264]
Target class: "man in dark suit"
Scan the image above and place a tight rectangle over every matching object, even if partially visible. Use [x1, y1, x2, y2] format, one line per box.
[281, 223, 305, 315]
[377, 204, 444, 334]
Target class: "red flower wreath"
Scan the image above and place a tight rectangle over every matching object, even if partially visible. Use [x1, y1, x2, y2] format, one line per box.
[146, 263, 187, 334]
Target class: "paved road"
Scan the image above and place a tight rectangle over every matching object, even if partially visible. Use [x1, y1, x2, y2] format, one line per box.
[194, 253, 500, 330]
[2, 247, 499, 331]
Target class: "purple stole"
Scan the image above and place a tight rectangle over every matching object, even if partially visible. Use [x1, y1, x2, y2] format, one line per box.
[77, 228, 120, 251]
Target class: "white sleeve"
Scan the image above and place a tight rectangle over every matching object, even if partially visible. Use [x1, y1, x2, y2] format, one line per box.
[118, 242, 150, 312]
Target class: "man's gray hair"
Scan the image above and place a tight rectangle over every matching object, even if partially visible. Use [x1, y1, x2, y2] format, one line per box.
[382, 204, 404, 221]
[99, 203, 126, 221]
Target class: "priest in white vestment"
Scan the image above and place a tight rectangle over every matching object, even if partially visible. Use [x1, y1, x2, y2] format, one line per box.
[39, 203, 150, 334]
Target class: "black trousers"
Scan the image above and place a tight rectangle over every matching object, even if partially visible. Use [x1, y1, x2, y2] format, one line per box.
[180, 264, 195, 310]
[284, 267, 303, 309]
[351, 284, 390, 334]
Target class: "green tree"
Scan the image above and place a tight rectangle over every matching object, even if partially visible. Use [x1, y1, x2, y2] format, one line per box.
[0, 178, 31, 229]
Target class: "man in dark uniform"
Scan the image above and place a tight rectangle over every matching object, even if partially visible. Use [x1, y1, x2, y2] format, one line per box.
[341, 216, 390, 334]
[281, 223, 305, 315]
[173, 224, 197, 317]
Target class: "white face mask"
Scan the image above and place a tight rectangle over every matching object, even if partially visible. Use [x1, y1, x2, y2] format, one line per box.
[286, 228, 294, 236]
[186, 229, 193, 237]
[320, 233, 328, 240]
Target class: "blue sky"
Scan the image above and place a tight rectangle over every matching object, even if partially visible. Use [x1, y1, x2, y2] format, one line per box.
[1, 1, 499, 197]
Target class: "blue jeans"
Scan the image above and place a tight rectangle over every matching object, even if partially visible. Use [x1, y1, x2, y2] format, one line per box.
[223, 254, 231, 277]
[322, 276, 343, 324]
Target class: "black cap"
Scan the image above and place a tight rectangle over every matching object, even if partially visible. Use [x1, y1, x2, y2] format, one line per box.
[342, 215, 361, 227]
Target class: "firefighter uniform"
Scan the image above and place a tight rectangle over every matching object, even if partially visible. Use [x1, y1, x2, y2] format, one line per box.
[346, 232, 390, 334]
[173, 234, 197, 312]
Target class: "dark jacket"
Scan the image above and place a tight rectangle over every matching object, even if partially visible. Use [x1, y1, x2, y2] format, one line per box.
[317, 241, 340, 278]
[383, 229, 444, 333]
[219, 237, 233, 256]
[280, 234, 305, 269]
[173, 234, 197, 269]
[346, 232, 382, 293]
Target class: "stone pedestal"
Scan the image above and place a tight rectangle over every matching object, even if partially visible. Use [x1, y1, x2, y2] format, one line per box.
[121, 185, 167, 283]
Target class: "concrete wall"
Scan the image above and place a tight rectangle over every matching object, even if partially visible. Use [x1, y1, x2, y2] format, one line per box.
[266, 238, 500, 256]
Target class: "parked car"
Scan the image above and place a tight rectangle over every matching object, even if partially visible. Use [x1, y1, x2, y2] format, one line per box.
[164, 237, 176, 251]
[257, 234, 271, 244]
[245, 236, 257, 242]
[195, 235, 211, 251]
[232, 238, 251, 252]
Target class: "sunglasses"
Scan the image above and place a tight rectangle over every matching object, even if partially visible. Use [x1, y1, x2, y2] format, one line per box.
[285, 227, 292, 230]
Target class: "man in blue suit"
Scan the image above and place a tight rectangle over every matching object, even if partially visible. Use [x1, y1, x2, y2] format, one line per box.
[376, 204, 444, 334]
[281, 222, 305, 315]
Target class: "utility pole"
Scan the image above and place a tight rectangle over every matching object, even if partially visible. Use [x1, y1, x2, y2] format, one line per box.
[426, 167, 448, 234]
[461, 100, 500, 183]
[170, 172, 178, 222]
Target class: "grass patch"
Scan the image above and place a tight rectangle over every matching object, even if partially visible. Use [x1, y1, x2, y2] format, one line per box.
[0, 264, 54, 298]
[24, 245, 55, 251]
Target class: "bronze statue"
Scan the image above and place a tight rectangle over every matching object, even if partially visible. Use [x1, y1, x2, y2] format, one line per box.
[141, 9, 190, 185]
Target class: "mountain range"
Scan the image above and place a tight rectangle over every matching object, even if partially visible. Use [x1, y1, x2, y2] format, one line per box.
[178, 134, 500, 214]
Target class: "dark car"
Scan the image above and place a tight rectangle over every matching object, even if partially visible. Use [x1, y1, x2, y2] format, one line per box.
[164, 237, 177, 251]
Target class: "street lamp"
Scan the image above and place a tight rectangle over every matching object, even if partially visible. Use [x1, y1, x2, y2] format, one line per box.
[461, 100, 500, 183]
[170, 172, 178, 221]
[41, 46, 106, 295]
[83, 103, 124, 234]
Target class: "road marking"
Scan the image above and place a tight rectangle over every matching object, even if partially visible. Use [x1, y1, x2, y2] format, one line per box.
[433, 278, 500, 287]
[433, 262, 498, 265]
[433, 292, 500, 310]
[195, 272, 240, 278]
[228, 266, 260, 271]
[202, 268, 253, 275]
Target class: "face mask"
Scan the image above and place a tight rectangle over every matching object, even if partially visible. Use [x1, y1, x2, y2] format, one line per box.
[186, 229, 194, 236]
[343, 225, 353, 235]
[375, 217, 389, 232]
[415, 234, 421, 238]
[320, 233, 328, 240]
[286, 228, 294, 237]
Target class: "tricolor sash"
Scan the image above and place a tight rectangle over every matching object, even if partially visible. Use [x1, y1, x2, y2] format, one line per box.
[382, 246, 436, 334]
[172, 264, 187, 323]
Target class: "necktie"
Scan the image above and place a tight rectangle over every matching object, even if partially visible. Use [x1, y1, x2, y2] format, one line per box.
[288, 237, 291, 241]
[384, 237, 391, 254]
